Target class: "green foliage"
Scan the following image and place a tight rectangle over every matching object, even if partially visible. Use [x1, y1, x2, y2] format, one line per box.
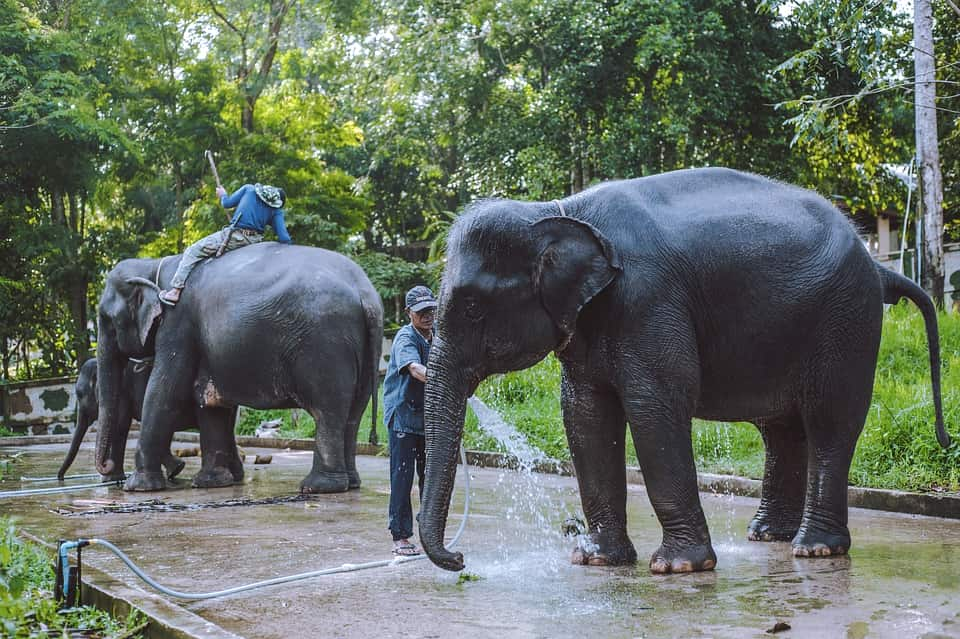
[351, 252, 439, 332]
[0, 517, 146, 638]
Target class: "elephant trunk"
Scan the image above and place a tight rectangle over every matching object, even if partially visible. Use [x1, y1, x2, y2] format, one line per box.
[94, 321, 123, 476]
[419, 338, 471, 571]
[58, 402, 94, 480]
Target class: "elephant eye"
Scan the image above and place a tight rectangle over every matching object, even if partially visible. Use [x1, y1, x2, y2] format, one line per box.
[463, 297, 484, 322]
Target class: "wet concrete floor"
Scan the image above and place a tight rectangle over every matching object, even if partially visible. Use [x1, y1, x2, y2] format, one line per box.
[2, 440, 959, 639]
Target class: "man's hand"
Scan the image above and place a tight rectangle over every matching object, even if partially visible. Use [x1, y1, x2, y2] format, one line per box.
[216, 186, 227, 198]
[407, 362, 428, 383]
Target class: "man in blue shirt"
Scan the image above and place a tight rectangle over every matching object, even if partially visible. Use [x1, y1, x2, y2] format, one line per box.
[383, 285, 437, 556]
[159, 183, 291, 306]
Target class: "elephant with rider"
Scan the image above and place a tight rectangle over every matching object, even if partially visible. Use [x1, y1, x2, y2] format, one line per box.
[95, 241, 382, 493]
[418, 167, 949, 574]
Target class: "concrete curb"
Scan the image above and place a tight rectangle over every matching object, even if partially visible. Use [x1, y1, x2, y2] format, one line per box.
[21, 531, 244, 639]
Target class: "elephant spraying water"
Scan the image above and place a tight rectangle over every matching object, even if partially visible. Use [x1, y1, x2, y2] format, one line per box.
[419, 167, 949, 574]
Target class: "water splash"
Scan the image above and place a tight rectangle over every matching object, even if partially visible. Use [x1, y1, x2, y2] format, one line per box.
[466, 396, 552, 469]
[466, 396, 574, 578]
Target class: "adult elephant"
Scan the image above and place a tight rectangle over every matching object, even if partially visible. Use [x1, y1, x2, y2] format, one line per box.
[58, 358, 185, 482]
[419, 167, 949, 574]
[95, 242, 383, 493]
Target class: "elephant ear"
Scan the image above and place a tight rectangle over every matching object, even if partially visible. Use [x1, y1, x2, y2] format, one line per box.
[532, 216, 621, 347]
[126, 279, 163, 349]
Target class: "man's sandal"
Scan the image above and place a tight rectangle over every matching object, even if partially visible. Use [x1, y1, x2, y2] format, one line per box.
[392, 543, 421, 556]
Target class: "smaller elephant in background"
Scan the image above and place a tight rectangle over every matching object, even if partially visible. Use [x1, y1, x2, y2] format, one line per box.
[58, 358, 186, 481]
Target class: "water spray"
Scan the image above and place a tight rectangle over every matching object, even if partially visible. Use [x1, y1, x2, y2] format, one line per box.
[54, 446, 471, 606]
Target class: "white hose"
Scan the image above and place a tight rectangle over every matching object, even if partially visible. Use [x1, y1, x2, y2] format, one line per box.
[0, 480, 122, 498]
[71, 445, 471, 600]
[21, 473, 103, 483]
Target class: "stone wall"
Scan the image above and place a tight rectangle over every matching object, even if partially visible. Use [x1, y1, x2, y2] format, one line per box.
[0, 375, 77, 435]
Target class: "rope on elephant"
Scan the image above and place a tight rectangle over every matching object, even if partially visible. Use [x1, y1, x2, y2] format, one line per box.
[55, 493, 320, 516]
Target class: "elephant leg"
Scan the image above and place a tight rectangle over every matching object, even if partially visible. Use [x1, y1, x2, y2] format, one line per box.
[626, 390, 716, 574]
[343, 383, 371, 490]
[562, 379, 636, 567]
[126, 414, 172, 492]
[793, 336, 877, 557]
[747, 415, 807, 542]
[103, 398, 134, 483]
[792, 398, 866, 557]
[126, 365, 188, 492]
[193, 406, 243, 489]
[300, 376, 353, 494]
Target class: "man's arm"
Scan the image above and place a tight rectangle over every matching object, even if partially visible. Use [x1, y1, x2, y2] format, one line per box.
[405, 362, 427, 382]
[393, 331, 426, 381]
[271, 210, 293, 244]
[219, 184, 247, 210]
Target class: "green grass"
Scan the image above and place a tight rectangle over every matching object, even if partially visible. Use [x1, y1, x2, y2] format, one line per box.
[235, 303, 960, 492]
[0, 517, 147, 638]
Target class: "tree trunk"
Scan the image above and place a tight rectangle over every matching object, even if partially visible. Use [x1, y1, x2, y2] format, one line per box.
[242, 96, 255, 132]
[915, 0, 945, 306]
[174, 160, 185, 253]
[51, 186, 65, 226]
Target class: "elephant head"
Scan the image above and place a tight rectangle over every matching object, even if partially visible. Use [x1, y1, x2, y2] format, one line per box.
[94, 263, 164, 476]
[419, 199, 621, 570]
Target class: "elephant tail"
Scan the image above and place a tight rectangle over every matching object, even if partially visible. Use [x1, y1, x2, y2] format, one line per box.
[878, 265, 950, 448]
[360, 294, 384, 445]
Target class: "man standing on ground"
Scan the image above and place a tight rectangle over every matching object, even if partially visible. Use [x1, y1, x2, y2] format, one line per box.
[383, 285, 437, 556]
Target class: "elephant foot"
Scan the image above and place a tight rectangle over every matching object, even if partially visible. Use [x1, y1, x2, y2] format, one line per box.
[123, 470, 167, 492]
[299, 471, 349, 494]
[192, 466, 237, 488]
[649, 543, 717, 574]
[569, 533, 637, 567]
[747, 517, 799, 542]
[791, 526, 850, 557]
[163, 456, 186, 480]
[348, 470, 361, 490]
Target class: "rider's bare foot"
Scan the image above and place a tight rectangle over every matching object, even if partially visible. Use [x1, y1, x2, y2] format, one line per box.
[159, 288, 181, 306]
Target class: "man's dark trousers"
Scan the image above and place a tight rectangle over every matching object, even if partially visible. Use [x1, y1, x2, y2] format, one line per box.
[388, 427, 426, 541]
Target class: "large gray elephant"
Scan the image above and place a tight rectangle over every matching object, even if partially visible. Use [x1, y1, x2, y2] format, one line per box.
[58, 358, 185, 481]
[419, 167, 949, 574]
[95, 242, 383, 493]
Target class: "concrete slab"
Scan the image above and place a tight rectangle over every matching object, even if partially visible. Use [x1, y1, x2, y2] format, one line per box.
[2, 440, 959, 639]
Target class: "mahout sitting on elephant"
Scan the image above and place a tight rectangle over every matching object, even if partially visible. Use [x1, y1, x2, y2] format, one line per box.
[58, 358, 185, 482]
[95, 241, 383, 493]
[418, 167, 949, 574]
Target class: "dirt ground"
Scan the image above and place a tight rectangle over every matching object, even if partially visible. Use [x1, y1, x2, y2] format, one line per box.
[2, 439, 959, 639]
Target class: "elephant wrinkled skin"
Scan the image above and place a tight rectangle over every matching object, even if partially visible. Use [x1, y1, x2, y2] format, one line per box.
[95, 242, 382, 494]
[419, 167, 949, 574]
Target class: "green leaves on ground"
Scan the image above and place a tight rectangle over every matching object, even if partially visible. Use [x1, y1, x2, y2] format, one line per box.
[0, 517, 146, 638]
